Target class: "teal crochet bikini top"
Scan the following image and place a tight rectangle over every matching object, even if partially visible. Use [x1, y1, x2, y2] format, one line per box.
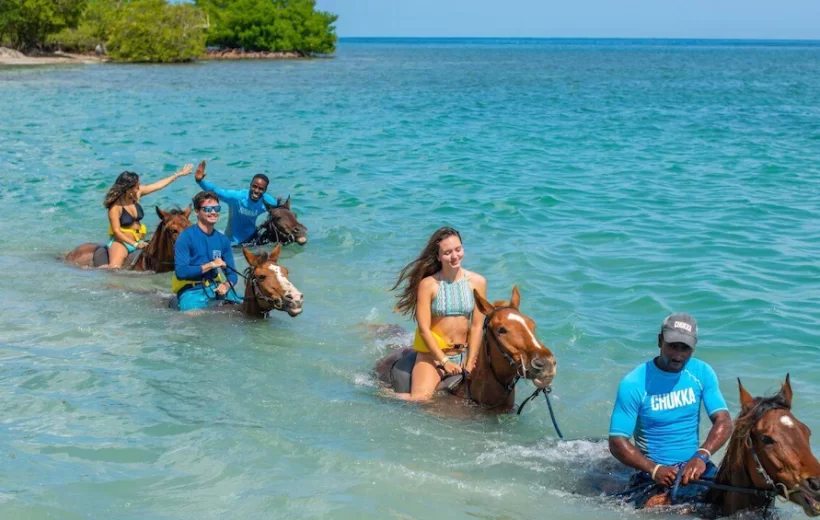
[431, 271, 473, 318]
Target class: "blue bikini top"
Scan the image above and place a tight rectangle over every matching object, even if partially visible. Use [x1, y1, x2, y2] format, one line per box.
[431, 271, 474, 318]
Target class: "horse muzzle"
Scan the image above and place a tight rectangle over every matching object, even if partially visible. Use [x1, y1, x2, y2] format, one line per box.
[798, 478, 820, 516]
[529, 356, 556, 383]
[283, 292, 304, 317]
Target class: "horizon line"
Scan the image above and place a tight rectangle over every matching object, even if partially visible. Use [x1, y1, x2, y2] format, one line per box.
[337, 36, 820, 43]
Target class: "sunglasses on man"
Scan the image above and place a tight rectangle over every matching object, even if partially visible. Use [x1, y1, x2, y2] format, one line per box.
[200, 205, 221, 214]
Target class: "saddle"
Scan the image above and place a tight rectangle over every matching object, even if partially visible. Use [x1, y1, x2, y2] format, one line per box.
[92, 245, 141, 268]
[389, 349, 463, 394]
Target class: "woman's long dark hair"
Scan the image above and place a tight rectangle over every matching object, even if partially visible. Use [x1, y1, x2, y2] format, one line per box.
[103, 171, 140, 209]
[391, 226, 462, 320]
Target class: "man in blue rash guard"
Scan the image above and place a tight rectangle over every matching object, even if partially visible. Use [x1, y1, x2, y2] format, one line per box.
[193, 160, 278, 245]
[172, 191, 242, 312]
[608, 313, 732, 507]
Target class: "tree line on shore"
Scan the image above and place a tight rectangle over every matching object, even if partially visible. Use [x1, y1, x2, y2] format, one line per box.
[0, 0, 337, 62]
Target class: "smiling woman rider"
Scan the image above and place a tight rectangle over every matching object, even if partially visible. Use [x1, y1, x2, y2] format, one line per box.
[101, 164, 192, 268]
[390, 227, 487, 401]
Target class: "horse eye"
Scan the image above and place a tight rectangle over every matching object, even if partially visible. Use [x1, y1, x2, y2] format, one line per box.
[761, 435, 776, 445]
[257, 275, 267, 281]
[497, 327, 507, 334]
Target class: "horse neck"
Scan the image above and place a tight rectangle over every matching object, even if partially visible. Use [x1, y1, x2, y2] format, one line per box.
[241, 274, 266, 318]
[465, 332, 518, 409]
[712, 436, 772, 515]
[139, 222, 173, 273]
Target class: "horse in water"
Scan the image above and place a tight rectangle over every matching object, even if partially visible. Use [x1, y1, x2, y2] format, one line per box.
[240, 244, 304, 318]
[374, 286, 557, 412]
[65, 207, 191, 272]
[635, 375, 820, 517]
[242, 196, 307, 247]
[706, 375, 820, 517]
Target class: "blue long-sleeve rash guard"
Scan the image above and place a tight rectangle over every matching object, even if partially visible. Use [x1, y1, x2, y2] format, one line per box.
[174, 224, 238, 286]
[196, 179, 278, 245]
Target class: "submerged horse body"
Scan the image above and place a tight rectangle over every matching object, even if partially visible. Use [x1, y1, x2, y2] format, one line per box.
[375, 286, 557, 412]
[65, 207, 192, 272]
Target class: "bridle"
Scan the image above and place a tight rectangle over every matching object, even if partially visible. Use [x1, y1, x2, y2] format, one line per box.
[134, 219, 187, 269]
[242, 266, 286, 316]
[466, 306, 527, 410]
[246, 209, 300, 246]
[746, 434, 798, 503]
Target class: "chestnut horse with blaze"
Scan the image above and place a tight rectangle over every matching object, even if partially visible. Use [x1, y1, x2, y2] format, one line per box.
[65, 207, 191, 272]
[639, 375, 820, 517]
[375, 286, 557, 411]
[240, 244, 303, 318]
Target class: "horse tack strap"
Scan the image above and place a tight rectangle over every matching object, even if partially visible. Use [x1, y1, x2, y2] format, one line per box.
[747, 436, 797, 502]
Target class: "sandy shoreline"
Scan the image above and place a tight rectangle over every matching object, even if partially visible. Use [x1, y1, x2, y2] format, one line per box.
[0, 47, 311, 66]
[0, 48, 106, 66]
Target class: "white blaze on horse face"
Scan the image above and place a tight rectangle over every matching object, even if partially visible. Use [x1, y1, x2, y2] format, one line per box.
[506, 314, 543, 350]
[780, 415, 795, 428]
[267, 263, 301, 300]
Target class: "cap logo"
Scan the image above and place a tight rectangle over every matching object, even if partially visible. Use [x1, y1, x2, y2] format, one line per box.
[673, 321, 692, 333]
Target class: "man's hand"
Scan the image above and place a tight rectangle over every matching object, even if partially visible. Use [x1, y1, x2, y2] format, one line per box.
[680, 456, 707, 486]
[215, 283, 230, 296]
[195, 160, 206, 181]
[653, 465, 679, 488]
[211, 258, 226, 269]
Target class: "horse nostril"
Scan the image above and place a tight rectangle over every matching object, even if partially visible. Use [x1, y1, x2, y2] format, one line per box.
[531, 358, 545, 370]
[808, 477, 820, 492]
[284, 294, 294, 301]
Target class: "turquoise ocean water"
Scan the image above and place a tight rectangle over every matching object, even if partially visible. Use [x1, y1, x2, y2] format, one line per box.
[1, 38, 819, 519]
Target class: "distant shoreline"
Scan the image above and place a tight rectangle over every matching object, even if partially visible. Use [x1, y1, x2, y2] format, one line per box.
[0, 46, 313, 67]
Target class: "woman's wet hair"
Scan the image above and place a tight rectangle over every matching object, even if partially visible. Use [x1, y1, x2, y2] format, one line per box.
[102, 171, 140, 208]
[391, 226, 462, 319]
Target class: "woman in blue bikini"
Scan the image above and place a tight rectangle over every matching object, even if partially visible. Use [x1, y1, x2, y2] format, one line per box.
[391, 227, 487, 401]
[101, 165, 192, 268]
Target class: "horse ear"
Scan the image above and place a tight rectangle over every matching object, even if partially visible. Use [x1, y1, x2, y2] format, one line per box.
[284, 195, 291, 210]
[738, 378, 755, 412]
[242, 247, 258, 266]
[183, 205, 192, 218]
[780, 373, 793, 409]
[269, 243, 282, 263]
[473, 289, 495, 317]
[156, 206, 170, 221]
[263, 200, 275, 212]
[510, 285, 521, 309]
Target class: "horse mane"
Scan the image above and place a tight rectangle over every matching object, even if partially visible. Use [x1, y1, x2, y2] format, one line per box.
[714, 391, 790, 487]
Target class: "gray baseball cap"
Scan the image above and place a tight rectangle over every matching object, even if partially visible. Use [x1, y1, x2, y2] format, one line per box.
[661, 313, 698, 348]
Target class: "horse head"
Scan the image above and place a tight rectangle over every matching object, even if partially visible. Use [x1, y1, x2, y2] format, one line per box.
[261, 196, 307, 246]
[733, 375, 820, 516]
[242, 244, 304, 317]
[139, 206, 191, 272]
[473, 286, 557, 385]
[155, 206, 192, 243]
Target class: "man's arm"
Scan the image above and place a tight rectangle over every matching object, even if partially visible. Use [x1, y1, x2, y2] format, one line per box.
[261, 193, 280, 207]
[174, 231, 222, 280]
[196, 178, 242, 205]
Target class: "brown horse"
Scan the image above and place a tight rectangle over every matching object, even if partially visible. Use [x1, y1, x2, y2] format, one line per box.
[374, 286, 557, 411]
[243, 196, 307, 247]
[65, 207, 192, 272]
[240, 244, 304, 318]
[705, 375, 820, 517]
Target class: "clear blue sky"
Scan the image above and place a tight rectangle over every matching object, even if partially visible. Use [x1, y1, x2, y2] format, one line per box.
[315, 0, 820, 40]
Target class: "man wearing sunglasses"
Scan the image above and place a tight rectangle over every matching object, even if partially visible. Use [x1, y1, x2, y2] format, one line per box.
[194, 160, 278, 245]
[172, 191, 242, 312]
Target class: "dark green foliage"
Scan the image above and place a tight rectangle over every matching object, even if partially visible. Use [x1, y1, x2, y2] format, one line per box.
[0, 0, 87, 50]
[107, 0, 207, 62]
[196, 0, 337, 55]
